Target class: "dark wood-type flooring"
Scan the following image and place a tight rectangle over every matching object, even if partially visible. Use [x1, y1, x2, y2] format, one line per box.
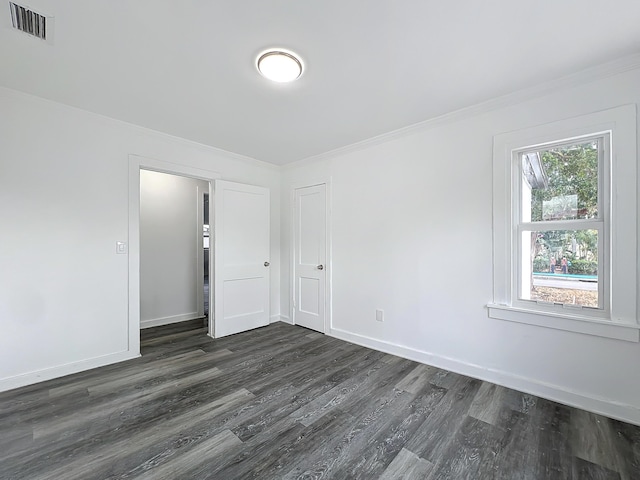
[1, 320, 638, 479]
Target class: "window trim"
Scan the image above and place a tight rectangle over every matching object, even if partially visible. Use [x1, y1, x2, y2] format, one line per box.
[489, 105, 639, 342]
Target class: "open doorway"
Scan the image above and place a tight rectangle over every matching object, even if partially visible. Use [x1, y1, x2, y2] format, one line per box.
[138, 170, 209, 333]
[127, 155, 218, 357]
[128, 155, 271, 357]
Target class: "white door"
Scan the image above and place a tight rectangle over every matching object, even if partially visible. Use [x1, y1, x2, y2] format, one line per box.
[214, 180, 270, 337]
[294, 184, 326, 332]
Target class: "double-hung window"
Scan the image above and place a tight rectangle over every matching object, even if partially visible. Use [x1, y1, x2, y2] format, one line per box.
[516, 135, 608, 312]
[489, 105, 639, 342]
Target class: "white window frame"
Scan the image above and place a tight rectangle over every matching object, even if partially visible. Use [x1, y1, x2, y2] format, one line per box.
[514, 134, 608, 314]
[489, 105, 639, 342]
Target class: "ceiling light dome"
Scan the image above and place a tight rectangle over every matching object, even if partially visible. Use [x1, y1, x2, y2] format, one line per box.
[257, 49, 303, 83]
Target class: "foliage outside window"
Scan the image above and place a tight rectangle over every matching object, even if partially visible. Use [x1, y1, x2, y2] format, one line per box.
[518, 138, 604, 309]
[490, 105, 638, 341]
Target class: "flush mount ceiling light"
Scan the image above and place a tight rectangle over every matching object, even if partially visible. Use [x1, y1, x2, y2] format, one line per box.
[257, 49, 303, 83]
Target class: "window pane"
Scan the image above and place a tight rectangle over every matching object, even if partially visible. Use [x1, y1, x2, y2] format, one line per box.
[521, 229, 599, 308]
[521, 140, 599, 222]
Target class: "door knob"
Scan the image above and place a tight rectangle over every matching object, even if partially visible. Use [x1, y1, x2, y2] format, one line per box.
[264, 261, 270, 267]
[317, 265, 324, 270]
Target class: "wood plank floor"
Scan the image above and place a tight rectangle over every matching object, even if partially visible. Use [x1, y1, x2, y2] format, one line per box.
[1, 320, 638, 479]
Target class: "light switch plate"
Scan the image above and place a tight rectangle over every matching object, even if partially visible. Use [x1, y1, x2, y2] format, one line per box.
[116, 241, 128, 254]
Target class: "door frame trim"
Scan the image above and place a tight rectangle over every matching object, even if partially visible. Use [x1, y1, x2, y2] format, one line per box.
[195, 185, 207, 320]
[128, 154, 220, 355]
[290, 180, 332, 333]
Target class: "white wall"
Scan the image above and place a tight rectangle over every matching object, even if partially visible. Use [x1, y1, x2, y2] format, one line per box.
[2, 62, 639, 425]
[281, 66, 640, 425]
[140, 170, 208, 328]
[0, 86, 280, 390]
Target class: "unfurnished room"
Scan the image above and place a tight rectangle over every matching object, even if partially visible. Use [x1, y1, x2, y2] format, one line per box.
[1, 1, 640, 479]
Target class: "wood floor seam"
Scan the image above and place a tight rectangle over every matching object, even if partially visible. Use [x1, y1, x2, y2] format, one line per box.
[0, 322, 637, 480]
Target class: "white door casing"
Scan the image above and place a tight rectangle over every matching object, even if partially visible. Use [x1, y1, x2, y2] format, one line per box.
[214, 180, 270, 337]
[196, 183, 206, 319]
[294, 184, 327, 333]
[129, 155, 219, 354]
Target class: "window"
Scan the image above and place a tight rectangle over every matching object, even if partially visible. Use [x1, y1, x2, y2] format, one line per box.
[517, 136, 607, 311]
[489, 105, 639, 342]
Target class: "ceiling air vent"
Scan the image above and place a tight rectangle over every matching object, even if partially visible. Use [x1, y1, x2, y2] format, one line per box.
[9, 2, 47, 40]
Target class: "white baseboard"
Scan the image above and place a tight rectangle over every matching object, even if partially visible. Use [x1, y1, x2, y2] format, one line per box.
[329, 327, 640, 427]
[271, 314, 292, 325]
[0, 350, 140, 393]
[140, 312, 202, 329]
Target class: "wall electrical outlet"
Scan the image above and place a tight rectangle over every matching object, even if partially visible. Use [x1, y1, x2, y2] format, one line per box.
[376, 309, 384, 322]
[116, 241, 128, 254]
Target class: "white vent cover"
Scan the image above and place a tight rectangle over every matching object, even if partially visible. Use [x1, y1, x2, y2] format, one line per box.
[9, 2, 47, 40]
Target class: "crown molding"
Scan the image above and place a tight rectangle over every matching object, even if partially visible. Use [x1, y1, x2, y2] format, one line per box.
[0, 85, 278, 171]
[139, 127, 279, 171]
[283, 53, 640, 170]
[3, 51, 640, 173]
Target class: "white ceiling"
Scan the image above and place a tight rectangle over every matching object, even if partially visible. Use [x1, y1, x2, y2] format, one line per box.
[1, 1, 640, 165]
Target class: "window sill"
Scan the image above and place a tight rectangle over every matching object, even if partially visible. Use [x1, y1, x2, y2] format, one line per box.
[487, 304, 640, 342]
